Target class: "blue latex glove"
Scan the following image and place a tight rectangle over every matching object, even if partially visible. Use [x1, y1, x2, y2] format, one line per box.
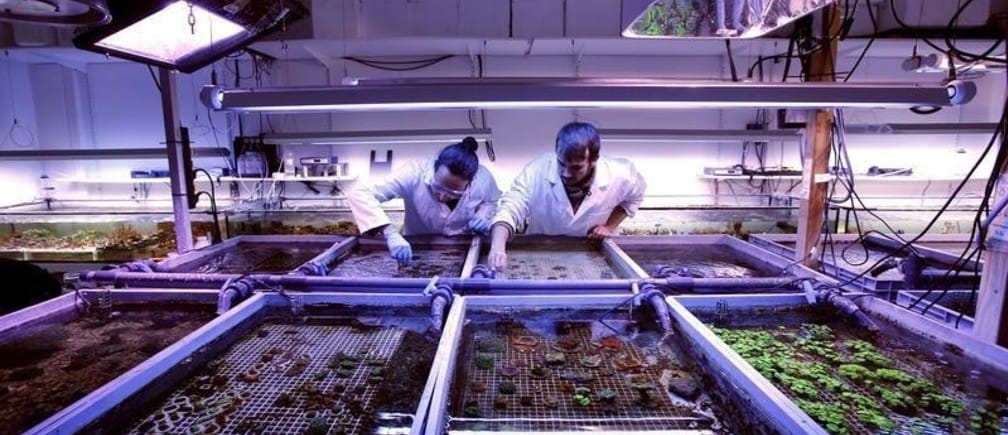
[467, 216, 492, 234]
[384, 227, 412, 266]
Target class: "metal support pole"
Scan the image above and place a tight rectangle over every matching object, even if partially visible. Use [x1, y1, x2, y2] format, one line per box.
[974, 8, 1008, 346]
[159, 67, 193, 253]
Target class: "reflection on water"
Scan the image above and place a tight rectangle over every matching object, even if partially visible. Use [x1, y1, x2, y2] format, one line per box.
[127, 308, 438, 435]
[623, 245, 775, 278]
[178, 243, 329, 274]
[450, 309, 724, 432]
[328, 246, 466, 278]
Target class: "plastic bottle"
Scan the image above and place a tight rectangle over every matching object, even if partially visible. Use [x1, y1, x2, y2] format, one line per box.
[283, 151, 296, 177]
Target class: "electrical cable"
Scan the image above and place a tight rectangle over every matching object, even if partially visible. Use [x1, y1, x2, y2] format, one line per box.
[343, 55, 453, 71]
[819, 100, 1006, 293]
[194, 168, 223, 243]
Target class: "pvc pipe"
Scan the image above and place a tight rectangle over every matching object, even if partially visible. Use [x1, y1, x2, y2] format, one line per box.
[216, 277, 255, 314]
[659, 277, 797, 290]
[81, 270, 239, 288]
[469, 264, 495, 279]
[428, 284, 454, 333]
[639, 284, 672, 333]
[817, 288, 879, 332]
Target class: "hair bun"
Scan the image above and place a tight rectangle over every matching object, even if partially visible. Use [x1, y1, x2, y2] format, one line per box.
[460, 136, 479, 153]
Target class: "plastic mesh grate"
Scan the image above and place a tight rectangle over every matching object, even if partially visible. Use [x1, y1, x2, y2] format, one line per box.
[128, 322, 410, 434]
[483, 249, 619, 280]
[328, 246, 466, 278]
[448, 321, 715, 432]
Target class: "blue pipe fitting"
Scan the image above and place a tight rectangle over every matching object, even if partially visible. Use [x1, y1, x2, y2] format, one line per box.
[427, 283, 454, 333]
[216, 277, 257, 315]
[637, 283, 673, 333]
[292, 261, 328, 276]
[112, 260, 157, 273]
[469, 264, 496, 279]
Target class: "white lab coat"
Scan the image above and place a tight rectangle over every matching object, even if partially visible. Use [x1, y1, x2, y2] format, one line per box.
[493, 153, 646, 236]
[349, 159, 501, 236]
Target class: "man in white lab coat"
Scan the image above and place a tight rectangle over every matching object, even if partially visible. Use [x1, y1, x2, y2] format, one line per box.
[349, 137, 501, 265]
[487, 122, 646, 271]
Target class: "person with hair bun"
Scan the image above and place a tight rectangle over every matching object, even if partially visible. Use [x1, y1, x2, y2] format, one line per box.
[349, 137, 501, 266]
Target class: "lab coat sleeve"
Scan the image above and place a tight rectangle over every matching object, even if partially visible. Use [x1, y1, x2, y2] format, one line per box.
[348, 163, 418, 234]
[618, 160, 647, 217]
[492, 161, 537, 230]
[474, 168, 502, 220]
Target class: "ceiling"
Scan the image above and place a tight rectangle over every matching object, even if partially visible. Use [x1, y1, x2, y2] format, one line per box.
[0, 0, 1002, 70]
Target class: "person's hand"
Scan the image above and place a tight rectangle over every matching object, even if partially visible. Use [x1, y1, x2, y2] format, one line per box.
[587, 225, 615, 240]
[488, 248, 508, 272]
[467, 216, 492, 234]
[384, 229, 413, 266]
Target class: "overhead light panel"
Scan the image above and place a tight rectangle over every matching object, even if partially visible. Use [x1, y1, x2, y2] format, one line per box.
[263, 128, 493, 146]
[621, 0, 836, 39]
[202, 78, 977, 113]
[73, 0, 307, 73]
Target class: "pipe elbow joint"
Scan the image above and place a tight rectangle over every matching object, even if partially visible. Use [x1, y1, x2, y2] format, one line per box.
[293, 261, 327, 276]
[428, 283, 454, 332]
[470, 264, 496, 279]
[216, 277, 256, 314]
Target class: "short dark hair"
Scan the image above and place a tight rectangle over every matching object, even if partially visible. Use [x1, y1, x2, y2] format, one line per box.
[555, 122, 600, 161]
[434, 136, 480, 180]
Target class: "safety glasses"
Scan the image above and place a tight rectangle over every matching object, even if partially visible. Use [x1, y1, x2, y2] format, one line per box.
[429, 179, 468, 200]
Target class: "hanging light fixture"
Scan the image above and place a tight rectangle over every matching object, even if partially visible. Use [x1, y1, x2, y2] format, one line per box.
[0, 0, 110, 26]
[201, 78, 977, 113]
[72, 0, 307, 73]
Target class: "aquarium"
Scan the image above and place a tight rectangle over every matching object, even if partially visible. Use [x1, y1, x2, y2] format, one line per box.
[325, 236, 473, 278]
[0, 290, 218, 433]
[613, 235, 792, 279]
[31, 292, 447, 434]
[476, 237, 630, 280]
[446, 309, 723, 431]
[749, 233, 979, 292]
[155, 235, 343, 274]
[681, 295, 1008, 435]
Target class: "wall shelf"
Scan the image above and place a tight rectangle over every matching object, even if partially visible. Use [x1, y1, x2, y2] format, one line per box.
[220, 175, 358, 182]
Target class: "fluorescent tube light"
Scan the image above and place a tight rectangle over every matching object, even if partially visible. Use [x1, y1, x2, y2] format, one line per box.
[263, 129, 492, 146]
[600, 128, 800, 143]
[202, 78, 975, 113]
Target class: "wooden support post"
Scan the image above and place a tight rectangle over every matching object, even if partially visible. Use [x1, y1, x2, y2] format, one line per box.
[795, 4, 840, 267]
[974, 5, 1008, 347]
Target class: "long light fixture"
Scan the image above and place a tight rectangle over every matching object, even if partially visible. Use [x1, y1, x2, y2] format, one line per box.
[262, 128, 492, 145]
[844, 122, 998, 135]
[600, 128, 801, 143]
[202, 78, 976, 113]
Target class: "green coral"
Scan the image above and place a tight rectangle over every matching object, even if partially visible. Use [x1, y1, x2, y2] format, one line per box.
[475, 353, 494, 370]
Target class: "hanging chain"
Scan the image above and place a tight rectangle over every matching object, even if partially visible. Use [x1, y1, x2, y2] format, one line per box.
[187, 2, 196, 35]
